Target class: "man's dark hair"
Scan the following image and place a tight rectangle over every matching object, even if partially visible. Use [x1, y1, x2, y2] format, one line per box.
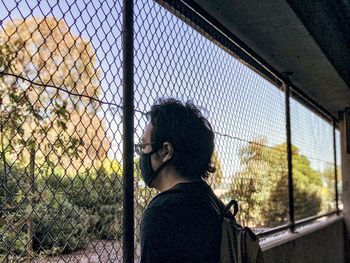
[147, 98, 215, 180]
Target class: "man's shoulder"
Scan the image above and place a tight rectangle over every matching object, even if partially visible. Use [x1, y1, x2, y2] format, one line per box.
[146, 188, 186, 211]
[144, 180, 217, 218]
[141, 190, 186, 231]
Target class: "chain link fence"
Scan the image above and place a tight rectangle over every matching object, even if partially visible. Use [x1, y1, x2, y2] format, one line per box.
[290, 97, 338, 221]
[0, 0, 342, 262]
[0, 0, 124, 262]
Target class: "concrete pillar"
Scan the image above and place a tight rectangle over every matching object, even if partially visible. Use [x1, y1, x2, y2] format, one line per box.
[339, 113, 350, 262]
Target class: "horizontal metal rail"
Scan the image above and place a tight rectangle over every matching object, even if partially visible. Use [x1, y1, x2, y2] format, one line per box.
[257, 210, 342, 238]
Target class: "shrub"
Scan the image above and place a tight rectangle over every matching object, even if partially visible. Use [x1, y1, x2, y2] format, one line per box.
[0, 224, 28, 262]
[1, 161, 124, 258]
[67, 168, 123, 240]
[1, 164, 29, 261]
[32, 190, 90, 255]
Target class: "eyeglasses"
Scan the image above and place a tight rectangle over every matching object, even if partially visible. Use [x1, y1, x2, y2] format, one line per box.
[134, 142, 154, 155]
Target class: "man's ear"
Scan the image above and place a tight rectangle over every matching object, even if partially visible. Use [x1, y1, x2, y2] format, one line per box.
[161, 142, 174, 162]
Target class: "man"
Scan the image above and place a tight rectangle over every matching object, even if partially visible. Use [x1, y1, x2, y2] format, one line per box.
[135, 98, 224, 263]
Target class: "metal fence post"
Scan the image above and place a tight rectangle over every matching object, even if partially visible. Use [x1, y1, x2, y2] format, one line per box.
[333, 119, 339, 213]
[122, 0, 134, 262]
[285, 83, 295, 232]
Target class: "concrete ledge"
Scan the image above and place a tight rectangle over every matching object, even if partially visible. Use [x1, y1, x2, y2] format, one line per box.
[261, 215, 345, 263]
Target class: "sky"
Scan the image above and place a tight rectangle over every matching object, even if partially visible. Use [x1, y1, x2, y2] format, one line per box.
[0, 0, 340, 179]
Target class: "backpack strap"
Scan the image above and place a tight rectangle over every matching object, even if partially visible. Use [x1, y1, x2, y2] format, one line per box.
[207, 191, 239, 221]
[207, 193, 223, 218]
[223, 199, 239, 218]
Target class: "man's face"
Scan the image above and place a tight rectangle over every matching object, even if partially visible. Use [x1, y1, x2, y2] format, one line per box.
[138, 122, 176, 189]
[139, 122, 163, 187]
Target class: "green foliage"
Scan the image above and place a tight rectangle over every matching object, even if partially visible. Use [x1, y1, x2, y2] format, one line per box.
[0, 159, 123, 259]
[1, 163, 30, 261]
[319, 166, 337, 211]
[0, 15, 118, 259]
[0, 163, 29, 213]
[66, 168, 123, 240]
[292, 154, 323, 220]
[33, 190, 90, 255]
[225, 140, 326, 227]
[0, 224, 28, 262]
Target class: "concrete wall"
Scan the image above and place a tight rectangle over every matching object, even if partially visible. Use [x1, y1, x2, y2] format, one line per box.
[261, 216, 345, 263]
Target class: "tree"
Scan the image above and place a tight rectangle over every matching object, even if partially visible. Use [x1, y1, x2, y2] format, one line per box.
[225, 139, 325, 227]
[319, 165, 337, 212]
[225, 139, 282, 226]
[291, 149, 324, 221]
[0, 17, 114, 258]
[0, 17, 111, 173]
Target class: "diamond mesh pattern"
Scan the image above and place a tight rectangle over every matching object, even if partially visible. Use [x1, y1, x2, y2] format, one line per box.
[0, 0, 124, 262]
[290, 96, 338, 221]
[0, 0, 340, 262]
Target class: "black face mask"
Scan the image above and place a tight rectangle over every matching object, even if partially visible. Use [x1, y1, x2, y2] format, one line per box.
[139, 147, 171, 187]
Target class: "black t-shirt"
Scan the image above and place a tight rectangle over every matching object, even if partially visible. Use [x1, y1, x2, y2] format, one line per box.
[140, 180, 223, 263]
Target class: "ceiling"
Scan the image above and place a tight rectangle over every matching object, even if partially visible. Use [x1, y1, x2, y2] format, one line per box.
[192, 0, 350, 118]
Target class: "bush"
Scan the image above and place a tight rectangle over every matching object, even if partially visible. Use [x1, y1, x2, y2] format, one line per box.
[33, 190, 90, 255]
[0, 164, 29, 261]
[0, 224, 28, 262]
[0, 164, 29, 215]
[1, 161, 124, 258]
[67, 168, 123, 240]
